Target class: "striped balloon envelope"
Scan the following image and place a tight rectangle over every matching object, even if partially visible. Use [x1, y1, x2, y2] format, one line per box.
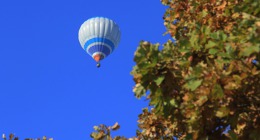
[78, 17, 121, 67]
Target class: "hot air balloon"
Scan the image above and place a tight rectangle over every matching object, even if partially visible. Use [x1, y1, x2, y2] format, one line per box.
[78, 17, 121, 67]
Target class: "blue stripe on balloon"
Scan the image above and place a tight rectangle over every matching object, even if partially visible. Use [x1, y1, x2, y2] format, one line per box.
[84, 38, 115, 51]
[87, 45, 111, 57]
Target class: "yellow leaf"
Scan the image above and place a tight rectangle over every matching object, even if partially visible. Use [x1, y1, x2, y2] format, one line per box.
[217, 1, 227, 11]
[256, 21, 260, 27]
[235, 123, 246, 134]
[232, 13, 240, 18]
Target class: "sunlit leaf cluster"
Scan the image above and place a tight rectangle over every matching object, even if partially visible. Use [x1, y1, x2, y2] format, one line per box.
[90, 123, 128, 140]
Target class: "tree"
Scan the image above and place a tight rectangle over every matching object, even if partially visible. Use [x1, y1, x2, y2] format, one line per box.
[91, 0, 260, 139]
[1, 134, 53, 140]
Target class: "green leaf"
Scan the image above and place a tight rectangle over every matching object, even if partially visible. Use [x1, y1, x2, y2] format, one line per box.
[155, 100, 164, 114]
[219, 32, 227, 41]
[190, 30, 199, 50]
[206, 40, 218, 48]
[233, 75, 242, 84]
[133, 83, 146, 98]
[184, 79, 203, 91]
[179, 38, 191, 48]
[170, 99, 178, 107]
[154, 76, 165, 86]
[218, 52, 231, 58]
[226, 130, 238, 140]
[210, 31, 227, 41]
[210, 32, 219, 39]
[203, 25, 211, 35]
[239, 45, 260, 56]
[225, 45, 235, 57]
[209, 48, 218, 55]
[150, 96, 159, 106]
[184, 134, 193, 140]
[150, 88, 162, 106]
[224, 8, 231, 16]
[201, 10, 208, 17]
[212, 84, 224, 99]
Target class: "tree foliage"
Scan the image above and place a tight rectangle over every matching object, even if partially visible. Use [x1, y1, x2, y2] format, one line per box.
[91, 0, 260, 139]
[131, 0, 260, 139]
[1, 134, 53, 140]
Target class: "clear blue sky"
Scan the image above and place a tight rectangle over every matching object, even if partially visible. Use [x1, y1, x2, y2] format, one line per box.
[0, 0, 170, 139]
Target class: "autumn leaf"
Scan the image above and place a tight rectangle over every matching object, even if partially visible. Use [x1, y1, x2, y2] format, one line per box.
[216, 107, 230, 118]
[111, 122, 120, 131]
[194, 95, 208, 106]
[217, 1, 227, 11]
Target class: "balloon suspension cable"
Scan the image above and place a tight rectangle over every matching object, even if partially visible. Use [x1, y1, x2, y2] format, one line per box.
[96, 62, 101, 68]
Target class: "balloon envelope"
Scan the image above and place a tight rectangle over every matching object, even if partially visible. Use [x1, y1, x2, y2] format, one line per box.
[78, 17, 121, 62]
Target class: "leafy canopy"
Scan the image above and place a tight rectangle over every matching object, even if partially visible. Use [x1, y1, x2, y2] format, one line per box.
[93, 0, 260, 139]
